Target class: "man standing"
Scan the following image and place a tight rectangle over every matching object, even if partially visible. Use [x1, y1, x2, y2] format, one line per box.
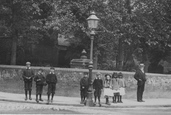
[134, 63, 146, 102]
[46, 67, 58, 104]
[80, 72, 89, 104]
[22, 62, 34, 101]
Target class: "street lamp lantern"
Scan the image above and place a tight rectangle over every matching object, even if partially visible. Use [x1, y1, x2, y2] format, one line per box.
[87, 11, 99, 29]
[85, 11, 99, 107]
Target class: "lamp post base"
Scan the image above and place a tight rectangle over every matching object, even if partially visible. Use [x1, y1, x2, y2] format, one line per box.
[85, 91, 94, 107]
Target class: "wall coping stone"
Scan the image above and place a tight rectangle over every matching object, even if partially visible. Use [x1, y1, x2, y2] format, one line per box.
[0, 65, 170, 77]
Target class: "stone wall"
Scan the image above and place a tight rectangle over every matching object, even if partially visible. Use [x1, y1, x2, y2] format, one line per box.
[0, 65, 171, 98]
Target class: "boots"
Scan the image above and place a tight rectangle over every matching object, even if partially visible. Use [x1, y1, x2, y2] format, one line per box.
[25, 90, 28, 101]
[98, 97, 101, 107]
[47, 94, 50, 104]
[113, 96, 116, 103]
[36, 94, 39, 103]
[106, 98, 110, 105]
[119, 95, 123, 103]
[39, 94, 43, 101]
[29, 90, 32, 100]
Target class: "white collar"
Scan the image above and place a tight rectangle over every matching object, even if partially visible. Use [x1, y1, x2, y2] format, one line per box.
[26, 67, 31, 69]
[96, 77, 101, 79]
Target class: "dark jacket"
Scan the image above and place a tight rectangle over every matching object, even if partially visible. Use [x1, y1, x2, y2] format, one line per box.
[80, 77, 89, 90]
[46, 73, 58, 84]
[134, 69, 146, 86]
[93, 78, 103, 90]
[22, 68, 34, 82]
[34, 74, 46, 85]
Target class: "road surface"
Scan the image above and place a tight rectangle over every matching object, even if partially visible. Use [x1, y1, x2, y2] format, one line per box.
[0, 101, 171, 114]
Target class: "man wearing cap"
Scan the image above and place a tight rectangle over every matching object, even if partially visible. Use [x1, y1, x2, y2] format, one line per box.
[46, 67, 58, 104]
[134, 63, 146, 102]
[22, 62, 34, 100]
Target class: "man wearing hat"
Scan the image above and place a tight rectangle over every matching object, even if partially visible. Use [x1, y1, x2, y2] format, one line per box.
[134, 63, 146, 102]
[22, 62, 34, 100]
[46, 67, 58, 104]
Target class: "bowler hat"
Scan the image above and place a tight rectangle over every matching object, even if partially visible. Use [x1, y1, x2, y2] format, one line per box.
[140, 63, 145, 67]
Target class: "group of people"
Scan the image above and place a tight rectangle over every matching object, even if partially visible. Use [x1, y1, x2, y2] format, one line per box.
[80, 71, 126, 107]
[80, 63, 147, 106]
[22, 61, 146, 106]
[22, 62, 58, 104]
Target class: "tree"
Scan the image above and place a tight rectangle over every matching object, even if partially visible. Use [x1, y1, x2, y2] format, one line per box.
[0, 0, 42, 65]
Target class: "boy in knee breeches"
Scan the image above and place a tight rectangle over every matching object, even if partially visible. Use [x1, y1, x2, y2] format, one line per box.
[46, 67, 58, 104]
[34, 69, 46, 103]
[22, 62, 34, 101]
[80, 72, 89, 104]
[93, 72, 103, 107]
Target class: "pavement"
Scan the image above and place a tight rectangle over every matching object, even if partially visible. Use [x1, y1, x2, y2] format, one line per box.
[0, 91, 171, 108]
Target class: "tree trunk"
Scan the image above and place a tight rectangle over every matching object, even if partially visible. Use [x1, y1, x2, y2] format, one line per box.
[10, 0, 17, 65]
[52, 31, 59, 67]
[117, 0, 131, 71]
[10, 36, 17, 65]
[143, 50, 150, 73]
[117, 38, 124, 71]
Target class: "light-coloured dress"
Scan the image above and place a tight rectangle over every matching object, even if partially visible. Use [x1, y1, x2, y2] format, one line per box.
[118, 78, 126, 95]
[103, 80, 113, 97]
[111, 78, 120, 94]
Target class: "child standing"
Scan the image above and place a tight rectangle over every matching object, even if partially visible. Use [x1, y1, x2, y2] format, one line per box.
[46, 67, 58, 104]
[80, 72, 89, 104]
[34, 69, 46, 103]
[22, 62, 34, 101]
[118, 72, 126, 103]
[111, 72, 120, 103]
[93, 72, 103, 107]
[103, 74, 112, 105]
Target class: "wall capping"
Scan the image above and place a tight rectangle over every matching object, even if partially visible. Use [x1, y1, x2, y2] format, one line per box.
[0, 64, 170, 77]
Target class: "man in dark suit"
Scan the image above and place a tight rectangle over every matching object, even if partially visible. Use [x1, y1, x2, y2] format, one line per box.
[134, 63, 146, 102]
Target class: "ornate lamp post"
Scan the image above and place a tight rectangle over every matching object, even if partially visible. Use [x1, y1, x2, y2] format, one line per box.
[86, 11, 99, 106]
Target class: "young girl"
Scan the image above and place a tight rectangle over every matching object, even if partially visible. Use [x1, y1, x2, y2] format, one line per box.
[103, 74, 112, 105]
[118, 72, 126, 103]
[111, 72, 120, 103]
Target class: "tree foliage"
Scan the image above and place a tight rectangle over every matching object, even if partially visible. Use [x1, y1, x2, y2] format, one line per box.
[0, 0, 171, 72]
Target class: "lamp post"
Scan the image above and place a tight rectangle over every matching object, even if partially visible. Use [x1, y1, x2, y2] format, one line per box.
[86, 11, 99, 106]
